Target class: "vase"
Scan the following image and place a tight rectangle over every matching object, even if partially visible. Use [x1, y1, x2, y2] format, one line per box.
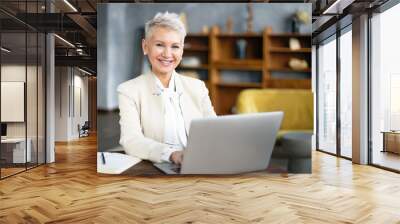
[291, 19, 300, 33]
[236, 39, 247, 59]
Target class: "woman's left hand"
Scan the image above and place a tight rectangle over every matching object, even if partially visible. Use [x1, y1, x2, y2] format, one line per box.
[170, 151, 183, 165]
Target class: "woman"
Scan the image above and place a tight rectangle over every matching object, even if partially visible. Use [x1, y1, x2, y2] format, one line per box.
[117, 12, 216, 165]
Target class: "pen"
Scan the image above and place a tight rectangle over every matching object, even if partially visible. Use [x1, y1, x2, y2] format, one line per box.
[101, 152, 106, 165]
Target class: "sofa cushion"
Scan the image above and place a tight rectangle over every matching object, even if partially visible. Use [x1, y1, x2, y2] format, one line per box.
[277, 129, 313, 140]
[236, 89, 313, 130]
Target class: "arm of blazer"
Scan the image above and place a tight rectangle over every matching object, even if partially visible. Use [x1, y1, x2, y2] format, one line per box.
[118, 88, 166, 163]
[199, 81, 217, 117]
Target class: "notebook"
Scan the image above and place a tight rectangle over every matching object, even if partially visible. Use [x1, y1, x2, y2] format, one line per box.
[97, 152, 141, 174]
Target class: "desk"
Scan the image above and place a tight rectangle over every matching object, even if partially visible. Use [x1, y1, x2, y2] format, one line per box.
[118, 160, 284, 176]
[1, 138, 31, 163]
[382, 131, 400, 154]
[108, 152, 285, 176]
[121, 160, 163, 176]
[97, 151, 163, 176]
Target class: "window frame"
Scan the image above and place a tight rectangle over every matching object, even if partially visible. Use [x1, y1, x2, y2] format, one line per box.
[367, 1, 400, 172]
[315, 23, 353, 160]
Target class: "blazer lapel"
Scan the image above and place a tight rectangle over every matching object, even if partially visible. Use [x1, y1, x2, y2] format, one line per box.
[145, 73, 165, 141]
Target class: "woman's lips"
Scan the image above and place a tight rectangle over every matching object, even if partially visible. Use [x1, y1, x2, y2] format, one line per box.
[158, 58, 174, 66]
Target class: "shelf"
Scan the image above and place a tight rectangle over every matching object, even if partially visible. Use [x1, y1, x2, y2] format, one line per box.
[216, 82, 262, 88]
[215, 59, 263, 71]
[269, 33, 311, 38]
[206, 26, 312, 115]
[217, 33, 262, 38]
[187, 33, 209, 37]
[269, 67, 311, 73]
[178, 64, 209, 70]
[268, 79, 311, 89]
[269, 47, 311, 53]
[183, 45, 209, 51]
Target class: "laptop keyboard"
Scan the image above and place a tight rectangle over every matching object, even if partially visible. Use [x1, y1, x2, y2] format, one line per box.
[171, 166, 181, 173]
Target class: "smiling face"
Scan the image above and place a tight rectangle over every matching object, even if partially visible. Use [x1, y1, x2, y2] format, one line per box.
[142, 27, 184, 77]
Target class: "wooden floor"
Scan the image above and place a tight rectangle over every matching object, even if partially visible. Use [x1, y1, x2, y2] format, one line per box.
[1, 167, 26, 177]
[372, 150, 400, 171]
[1, 134, 400, 223]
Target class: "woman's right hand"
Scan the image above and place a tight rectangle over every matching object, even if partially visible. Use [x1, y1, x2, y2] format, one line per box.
[170, 151, 183, 165]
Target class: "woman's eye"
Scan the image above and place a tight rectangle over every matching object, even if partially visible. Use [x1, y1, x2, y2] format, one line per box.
[156, 43, 163, 47]
[172, 46, 180, 49]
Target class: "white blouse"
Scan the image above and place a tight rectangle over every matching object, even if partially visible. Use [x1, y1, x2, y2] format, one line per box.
[154, 73, 187, 162]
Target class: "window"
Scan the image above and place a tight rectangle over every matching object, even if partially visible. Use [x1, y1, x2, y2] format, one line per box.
[370, 3, 400, 171]
[0, 2, 47, 179]
[339, 28, 352, 158]
[317, 36, 337, 154]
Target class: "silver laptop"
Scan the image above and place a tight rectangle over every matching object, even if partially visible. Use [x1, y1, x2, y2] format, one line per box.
[154, 111, 283, 175]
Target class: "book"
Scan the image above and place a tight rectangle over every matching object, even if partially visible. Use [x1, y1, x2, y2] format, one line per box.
[97, 152, 141, 174]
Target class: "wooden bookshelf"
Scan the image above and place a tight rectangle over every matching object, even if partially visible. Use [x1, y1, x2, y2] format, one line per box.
[216, 82, 262, 88]
[215, 59, 263, 71]
[178, 26, 311, 115]
[269, 79, 311, 89]
[269, 67, 311, 73]
[269, 47, 311, 53]
[269, 33, 311, 38]
[177, 34, 210, 86]
[263, 27, 311, 90]
[177, 64, 209, 70]
[183, 46, 208, 52]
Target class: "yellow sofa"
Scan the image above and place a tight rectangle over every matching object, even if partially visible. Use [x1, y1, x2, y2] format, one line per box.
[236, 89, 313, 173]
[237, 89, 313, 135]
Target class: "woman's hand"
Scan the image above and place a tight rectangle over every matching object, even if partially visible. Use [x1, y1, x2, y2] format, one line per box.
[170, 151, 183, 165]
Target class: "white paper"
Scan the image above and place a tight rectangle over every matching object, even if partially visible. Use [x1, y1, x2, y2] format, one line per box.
[97, 152, 141, 174]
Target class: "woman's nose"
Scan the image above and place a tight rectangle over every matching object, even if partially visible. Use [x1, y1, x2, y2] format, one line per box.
[162, 47, 172, 57]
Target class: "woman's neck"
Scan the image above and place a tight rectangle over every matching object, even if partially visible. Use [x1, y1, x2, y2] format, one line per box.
[153, 70, 172, 88]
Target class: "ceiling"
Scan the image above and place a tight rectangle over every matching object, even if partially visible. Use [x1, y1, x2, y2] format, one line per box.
[0, 0, 392, 74]
[309, 0, 390, 43]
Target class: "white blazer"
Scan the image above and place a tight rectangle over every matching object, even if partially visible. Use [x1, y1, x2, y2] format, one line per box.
[117, 72, 216, 163]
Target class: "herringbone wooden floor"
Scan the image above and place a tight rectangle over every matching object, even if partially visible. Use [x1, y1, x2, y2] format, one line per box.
[1, 134, 400, 224]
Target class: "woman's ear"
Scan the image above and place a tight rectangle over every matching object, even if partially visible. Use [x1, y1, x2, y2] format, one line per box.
[142, 39, 147, 55]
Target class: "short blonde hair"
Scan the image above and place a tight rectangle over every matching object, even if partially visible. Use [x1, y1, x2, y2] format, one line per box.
[145, 12, 186, 41]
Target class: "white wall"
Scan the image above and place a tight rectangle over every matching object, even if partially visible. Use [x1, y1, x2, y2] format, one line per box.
[55, 66, 68, 141]
[72, 73, 89, 138]
[1, 65, 40, 138]
[1, 64, 46, 164]
[55, 67, 89, 141]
